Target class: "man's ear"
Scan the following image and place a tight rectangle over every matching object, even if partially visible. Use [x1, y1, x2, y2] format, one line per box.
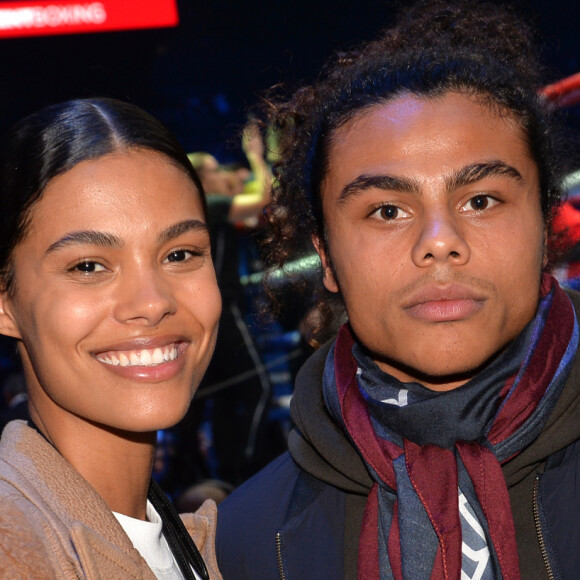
[312, 233, 339, 293]
[0, 292, 21, 340]
[543, 226, 549, 269]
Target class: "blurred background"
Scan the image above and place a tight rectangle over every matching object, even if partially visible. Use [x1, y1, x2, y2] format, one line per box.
[2, 0, 580, 507]
[0, 0, 579, 161]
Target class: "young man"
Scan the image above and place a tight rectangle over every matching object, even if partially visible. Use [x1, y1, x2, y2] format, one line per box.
[216, 2, 580, 578]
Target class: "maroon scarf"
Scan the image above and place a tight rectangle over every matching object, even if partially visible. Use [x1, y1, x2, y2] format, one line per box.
[326, 275, 577, 579]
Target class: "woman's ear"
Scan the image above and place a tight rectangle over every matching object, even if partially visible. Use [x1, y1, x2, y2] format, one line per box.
[0, 292, 21, 339]
[312, 234, 339, 293]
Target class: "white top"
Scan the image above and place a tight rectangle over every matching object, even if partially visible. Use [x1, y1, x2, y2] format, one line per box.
[113, 500, 202, 580]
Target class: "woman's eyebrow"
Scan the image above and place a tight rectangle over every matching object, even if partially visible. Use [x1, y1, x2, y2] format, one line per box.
[45, 220, 209, 255]
[45, 231, 123, 255]
[157, 219, 209, 244]
[45, 220, 208, 254]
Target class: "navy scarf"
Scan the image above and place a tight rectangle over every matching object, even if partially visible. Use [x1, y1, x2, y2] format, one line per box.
[323, 274, 578, 579]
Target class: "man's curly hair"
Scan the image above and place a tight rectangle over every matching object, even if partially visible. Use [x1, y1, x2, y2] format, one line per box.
[263, 0, 568, 342]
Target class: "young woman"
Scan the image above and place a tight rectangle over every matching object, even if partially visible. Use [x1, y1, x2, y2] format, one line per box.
[0, 98, 223, 579]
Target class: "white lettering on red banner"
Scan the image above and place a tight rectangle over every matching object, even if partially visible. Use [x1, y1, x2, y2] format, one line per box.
[0, 3, 106, 30]
[0, 0, 178, 37]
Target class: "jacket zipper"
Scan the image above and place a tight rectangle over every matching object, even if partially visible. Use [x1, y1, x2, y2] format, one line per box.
[276, 531, 287, 580]
[532, 474, 555, 580]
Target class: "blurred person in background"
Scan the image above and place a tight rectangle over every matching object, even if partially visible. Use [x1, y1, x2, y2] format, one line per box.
[182, 123, 274, 487]
[0, 371, 27, 433]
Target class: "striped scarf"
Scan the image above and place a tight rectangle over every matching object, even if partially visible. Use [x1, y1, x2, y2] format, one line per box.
[323, 274, 578, 579]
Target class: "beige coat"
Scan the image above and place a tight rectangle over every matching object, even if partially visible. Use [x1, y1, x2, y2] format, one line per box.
[0, 421, 222, 579]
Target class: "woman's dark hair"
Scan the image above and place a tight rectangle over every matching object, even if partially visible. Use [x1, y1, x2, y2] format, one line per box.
[263, 0, 569, 342]
[0, 97, 205, 293]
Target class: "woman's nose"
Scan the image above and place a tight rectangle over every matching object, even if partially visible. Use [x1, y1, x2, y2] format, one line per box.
[113, 268, 177, 326]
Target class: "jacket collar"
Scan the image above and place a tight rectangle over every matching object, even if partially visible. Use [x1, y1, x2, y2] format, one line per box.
[0, 420, 151, 575]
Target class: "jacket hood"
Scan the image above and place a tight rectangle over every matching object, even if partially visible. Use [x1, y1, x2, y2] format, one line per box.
[289, 340, 372, 495]
[288, 289, 580, 492]
[502, 290, 580, 486]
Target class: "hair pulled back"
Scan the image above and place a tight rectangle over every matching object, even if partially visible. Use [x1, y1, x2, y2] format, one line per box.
[263, 0, 567, 338]
[0, 97, 204, 292]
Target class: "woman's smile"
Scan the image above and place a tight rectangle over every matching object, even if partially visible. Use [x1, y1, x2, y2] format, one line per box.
[96, 344, 181, 367]
[93, 339, 191, 382]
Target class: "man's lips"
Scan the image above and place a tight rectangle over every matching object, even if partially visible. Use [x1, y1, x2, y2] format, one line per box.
[402, 284, 487, 322]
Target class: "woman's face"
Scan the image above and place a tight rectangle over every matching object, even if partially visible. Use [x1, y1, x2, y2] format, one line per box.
[0, 149, 221, 433]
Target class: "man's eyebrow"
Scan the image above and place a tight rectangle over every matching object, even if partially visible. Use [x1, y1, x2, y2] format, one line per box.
[446, 161, 523, 191]
[336, 161, 523, 203]
[46, 231, 123, 255]
[157, 219, 209, 244]
[338, 174, 419, 203]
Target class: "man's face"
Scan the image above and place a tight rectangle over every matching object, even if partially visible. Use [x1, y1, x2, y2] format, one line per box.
[315, 92, 546, 390]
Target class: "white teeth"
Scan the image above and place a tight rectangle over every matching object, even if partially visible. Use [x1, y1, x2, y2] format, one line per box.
[140, 349, 152, 365]
[97, 344, 180, 367]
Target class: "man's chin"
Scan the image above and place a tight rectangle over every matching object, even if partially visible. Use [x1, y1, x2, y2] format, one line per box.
[372, 350, 504, 392]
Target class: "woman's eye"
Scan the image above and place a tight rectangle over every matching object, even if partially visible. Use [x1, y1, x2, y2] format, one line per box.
[462, 195, 499, 212]
[372, 204, 409, 221]
[73, 261, 106, 273]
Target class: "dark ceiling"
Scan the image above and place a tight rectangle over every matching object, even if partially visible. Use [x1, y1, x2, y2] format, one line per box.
[0, 0, 577, 159]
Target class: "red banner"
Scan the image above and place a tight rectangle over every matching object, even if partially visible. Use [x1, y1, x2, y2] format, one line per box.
[0, 0, 179, 38]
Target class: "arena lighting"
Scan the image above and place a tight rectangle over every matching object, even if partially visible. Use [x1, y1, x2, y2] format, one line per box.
[0, 0, 178, 38]
[541, 72, 580, 108]
[240, 253, 321, 288]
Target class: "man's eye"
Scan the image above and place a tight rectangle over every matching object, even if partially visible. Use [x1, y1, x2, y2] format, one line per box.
[73, 261, 106, 273]
[462, 195, 499, 212]
[167, 250, 189, 262]
[165, 249, 202, 263]
[372, 204, 409, 220]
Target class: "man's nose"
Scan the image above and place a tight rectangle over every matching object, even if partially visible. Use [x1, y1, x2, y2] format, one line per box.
[411, 209, 470, 267]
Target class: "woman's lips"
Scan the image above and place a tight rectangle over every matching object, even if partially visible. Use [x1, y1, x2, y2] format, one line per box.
[93, 339, 189, 381]
[95, 344, 179, 367]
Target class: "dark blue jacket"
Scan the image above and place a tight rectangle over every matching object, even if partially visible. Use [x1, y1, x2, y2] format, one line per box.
[217, 444, 580, 579]
[217, 452, 346, 579]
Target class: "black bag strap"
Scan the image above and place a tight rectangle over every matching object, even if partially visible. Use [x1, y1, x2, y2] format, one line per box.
[148, 479, 209, 580]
